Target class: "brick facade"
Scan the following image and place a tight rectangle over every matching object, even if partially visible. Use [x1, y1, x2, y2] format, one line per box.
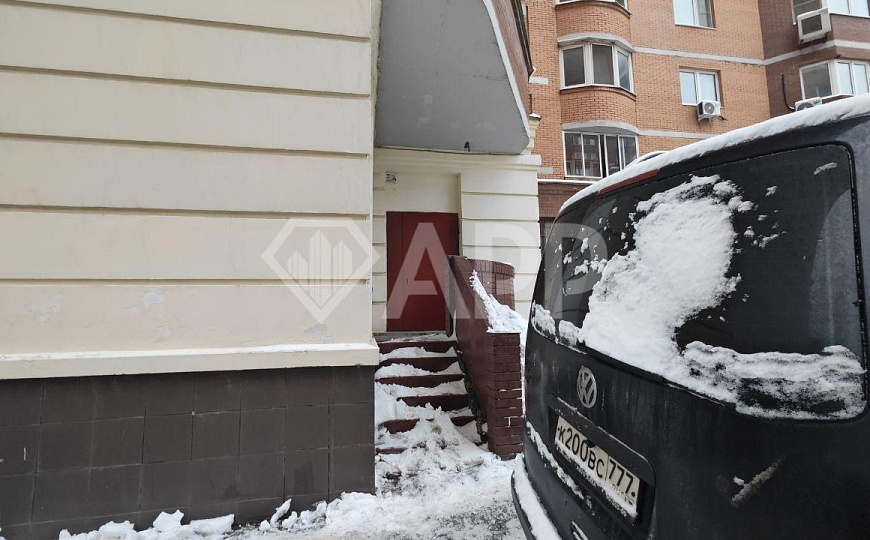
[759, 0, 870, 117]
[527, 0, 869, 220]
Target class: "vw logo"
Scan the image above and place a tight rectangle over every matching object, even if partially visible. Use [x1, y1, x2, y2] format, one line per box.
[576, 367, 598, 408]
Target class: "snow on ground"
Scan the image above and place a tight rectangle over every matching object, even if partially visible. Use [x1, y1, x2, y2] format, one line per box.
[53, 511, 233, 540]
[231, 413, 523, 540]
[61, 380, 522, 540]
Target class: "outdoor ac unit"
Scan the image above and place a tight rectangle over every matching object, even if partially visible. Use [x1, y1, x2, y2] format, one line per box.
[795, 96, 824, 111]
[797, 8, 831, 43]
[697, 100, 721, 120]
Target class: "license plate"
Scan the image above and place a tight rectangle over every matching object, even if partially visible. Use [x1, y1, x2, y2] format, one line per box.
[554, 416, 640, 517]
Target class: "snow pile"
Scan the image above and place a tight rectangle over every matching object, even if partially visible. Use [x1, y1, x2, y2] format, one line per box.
[236, 413, 522, 540]
[540, 175, 865, 419]
[56, 511, 233, 540]
[374, 382, 471, 426]
[374, 362, 474, 429]
[380, 333, 453, 343]
[561, 93, 870, 212]
[470, 271, 527, 335]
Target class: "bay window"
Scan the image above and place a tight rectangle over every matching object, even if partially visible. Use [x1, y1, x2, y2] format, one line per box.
[558, 0, 628, 7]
[564, 132, 639, 178]
[794, 0, 869, 18]
[829, 0, 870, 16]
[800, 60, 870, 99]
[561, 43, 633, 91]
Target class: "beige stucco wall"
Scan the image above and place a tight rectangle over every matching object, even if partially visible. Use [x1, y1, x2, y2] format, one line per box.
[0, 0, 379, 377]
[372, 149, 541, 331]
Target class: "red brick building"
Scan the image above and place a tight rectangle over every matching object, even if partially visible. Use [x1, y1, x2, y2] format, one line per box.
[527, 0, 870, 234]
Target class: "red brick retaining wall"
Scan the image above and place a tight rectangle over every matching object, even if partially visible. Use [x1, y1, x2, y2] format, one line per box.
[447, 257, 524, 458]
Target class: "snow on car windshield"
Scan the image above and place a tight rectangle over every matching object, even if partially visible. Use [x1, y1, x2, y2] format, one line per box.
[533, 147, 866, 419]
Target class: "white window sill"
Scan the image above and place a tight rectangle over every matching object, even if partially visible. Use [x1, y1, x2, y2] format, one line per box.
[565, 175, 604, 180]
[830, 11, 870, 18]
[675, 22, 716, 30]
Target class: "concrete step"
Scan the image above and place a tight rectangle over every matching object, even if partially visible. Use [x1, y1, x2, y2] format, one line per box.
[376, 446, 407, 455]
[378, 356, 458, 372]
[380, 415, 475, 434]
[377, 340, 457, 355]
[376, 373, 464, 388]
[398, 394, 469, 411]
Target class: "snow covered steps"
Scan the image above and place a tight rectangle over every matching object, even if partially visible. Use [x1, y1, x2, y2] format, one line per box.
[381, 415, 475, 434]
[374, 335, 480, 452]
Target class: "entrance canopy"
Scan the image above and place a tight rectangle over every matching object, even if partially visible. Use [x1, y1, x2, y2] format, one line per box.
[375, 0, 533, 155]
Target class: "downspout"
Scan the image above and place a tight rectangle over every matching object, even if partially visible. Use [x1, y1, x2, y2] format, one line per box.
[782, 74, 796, 112]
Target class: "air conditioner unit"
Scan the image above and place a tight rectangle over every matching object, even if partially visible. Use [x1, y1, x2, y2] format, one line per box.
[797, 8, 831, 43]
[697, 100, 721, 120]
[795, 96, 824, 111]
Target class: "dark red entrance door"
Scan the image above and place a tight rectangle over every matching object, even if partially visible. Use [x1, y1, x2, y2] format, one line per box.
[386, 212, 460, 331]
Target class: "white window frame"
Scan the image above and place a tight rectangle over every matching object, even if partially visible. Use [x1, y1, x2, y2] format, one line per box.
[560, 42, 634, 92]
[791, 0, 824, 22]
[838, 60, 870, 94]
[828, 0, 870, 16]
[563, 132, 640, 179]
[799, 59, 870, 98]
[674, 0, 715, 28]
[680, 69, 721, 105]
[790, 0, 869, 22]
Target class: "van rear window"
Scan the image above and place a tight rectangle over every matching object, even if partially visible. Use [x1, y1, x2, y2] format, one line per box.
[533, 145, 866, 420]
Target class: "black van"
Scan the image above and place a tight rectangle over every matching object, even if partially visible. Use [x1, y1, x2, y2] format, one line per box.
[513, 98, 870, 540]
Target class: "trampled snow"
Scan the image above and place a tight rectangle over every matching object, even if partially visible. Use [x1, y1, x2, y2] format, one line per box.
[538, 174, 865, 419]
[61, 357, 521, 540]
[235, 413, 523, 540]
[560, 94, 870, 213]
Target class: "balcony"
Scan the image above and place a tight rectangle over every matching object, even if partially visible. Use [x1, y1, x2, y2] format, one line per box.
[375, 0, 533, 154]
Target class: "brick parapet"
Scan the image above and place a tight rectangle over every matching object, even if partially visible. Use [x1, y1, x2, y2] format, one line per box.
[447, 256, 525, 459]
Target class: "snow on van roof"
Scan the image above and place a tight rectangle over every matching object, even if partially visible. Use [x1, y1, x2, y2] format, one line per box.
[560, 94, 870, 215]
